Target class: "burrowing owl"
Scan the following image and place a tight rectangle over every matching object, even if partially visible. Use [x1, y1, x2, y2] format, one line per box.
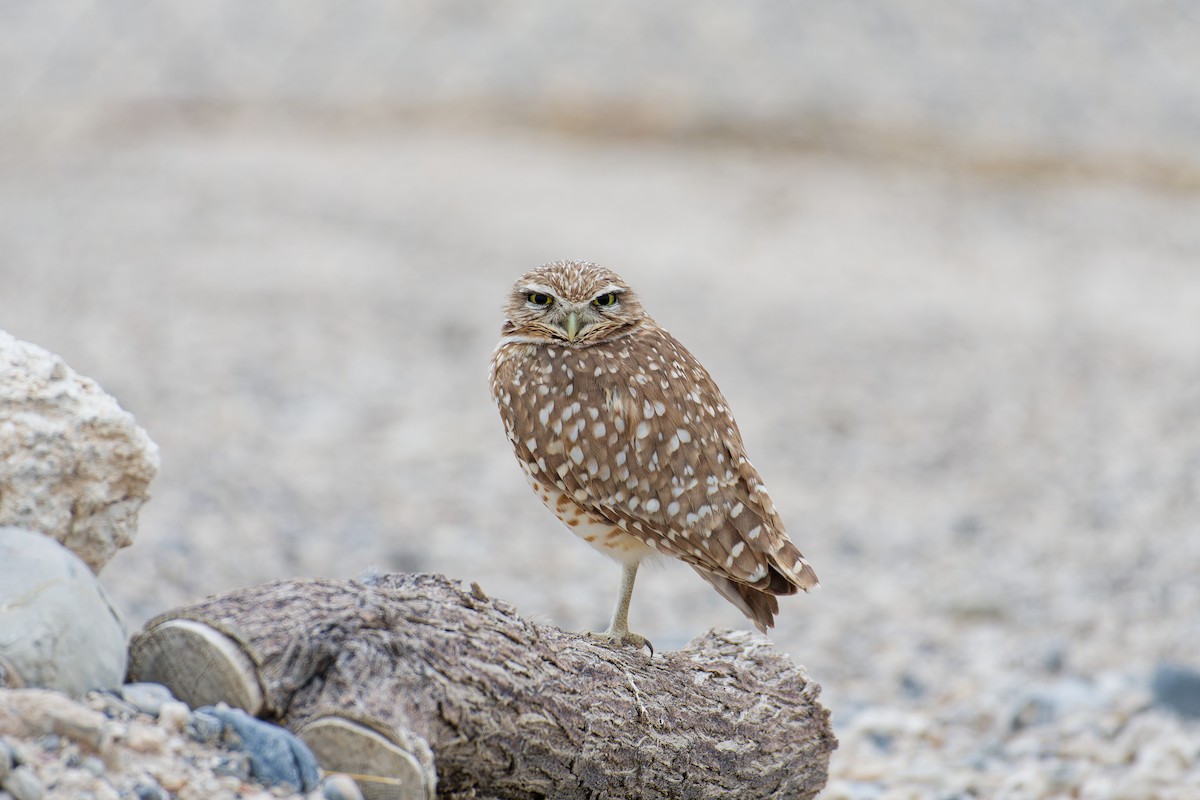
[489, 261, 818, 650]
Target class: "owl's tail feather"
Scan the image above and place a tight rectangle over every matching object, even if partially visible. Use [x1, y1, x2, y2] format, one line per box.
[769, 540, 820, 593]
[694, 541, 819, 633]
[695, 570, 781, 633]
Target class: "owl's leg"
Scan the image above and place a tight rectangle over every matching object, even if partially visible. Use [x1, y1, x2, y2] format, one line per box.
[587, 562, 653, 654]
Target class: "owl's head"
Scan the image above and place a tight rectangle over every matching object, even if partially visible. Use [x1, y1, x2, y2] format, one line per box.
[501, 261, 648, 345]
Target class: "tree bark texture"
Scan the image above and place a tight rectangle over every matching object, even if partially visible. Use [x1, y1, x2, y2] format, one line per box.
[131, 573, 835, 799]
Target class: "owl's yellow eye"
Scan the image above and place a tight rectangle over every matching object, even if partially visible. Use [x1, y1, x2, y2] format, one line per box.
[527, 292, 553, 306]
[592, 292, 618, 308]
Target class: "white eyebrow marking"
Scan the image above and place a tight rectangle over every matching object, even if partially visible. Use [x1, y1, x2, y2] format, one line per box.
[522, 283, 558, 296]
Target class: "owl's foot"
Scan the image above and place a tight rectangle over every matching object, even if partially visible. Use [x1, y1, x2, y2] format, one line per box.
[585, 628, 654, 656]
[585, 562, 654, 654]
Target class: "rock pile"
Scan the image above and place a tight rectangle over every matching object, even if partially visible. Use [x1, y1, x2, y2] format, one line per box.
[0, 331, 346, 800]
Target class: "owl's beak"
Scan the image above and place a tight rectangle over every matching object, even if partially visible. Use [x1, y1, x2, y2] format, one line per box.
[564, 311, 581, 341]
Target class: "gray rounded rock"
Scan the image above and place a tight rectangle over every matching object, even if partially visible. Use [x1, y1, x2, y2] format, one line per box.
[0, 528, 127, 695]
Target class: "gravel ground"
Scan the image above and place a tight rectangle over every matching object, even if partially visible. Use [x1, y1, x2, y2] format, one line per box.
[2, 111, 1200, 797]
[6, 1, 1200, 181]
[1, 687, 323, 800]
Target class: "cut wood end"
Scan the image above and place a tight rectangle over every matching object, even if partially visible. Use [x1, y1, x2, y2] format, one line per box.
[297, 715, 436, 800]
[127, 619, 264, 715]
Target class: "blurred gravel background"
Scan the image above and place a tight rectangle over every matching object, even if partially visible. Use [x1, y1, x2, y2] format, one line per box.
[2, 3, 1199, 797]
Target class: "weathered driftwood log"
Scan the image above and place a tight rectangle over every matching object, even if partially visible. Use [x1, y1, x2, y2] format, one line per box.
[129, 573, 835, 800]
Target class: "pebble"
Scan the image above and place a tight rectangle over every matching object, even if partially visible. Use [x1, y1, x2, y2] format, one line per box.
[155, 770, 188, 793]
[125, 726, 167, 755]
[1152, 664, 1200, 719]
[132, 778, 170, 800]
[210, 752, 252, 782]
[2, 766, 44, 800]
[118, 684, 176, 717]
[156, 701, 191, 734]
[186, 708, 225, 745]
[321, 773, 366, 800]
[80, 756, 106, 778]
[0, 739, 14, 780]
[89, 693, 139, 722]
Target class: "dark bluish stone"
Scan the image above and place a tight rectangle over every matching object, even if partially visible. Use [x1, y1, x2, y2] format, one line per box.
[191, 706, 321, 792]
[1152, 663, 1200, 719]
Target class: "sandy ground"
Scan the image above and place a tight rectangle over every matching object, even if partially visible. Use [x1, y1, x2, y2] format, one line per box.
[2, 113, 1199, 796]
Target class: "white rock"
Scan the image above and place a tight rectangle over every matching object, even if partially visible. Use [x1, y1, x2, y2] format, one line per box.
[157, 701, 192, 734]
[0, 330, 158, 573]
[1129, 730, 1199, 784]
[999, 763, 1052, 798]
[0, 528, 128, 694]
[2, 765, 44, 800]
[118, 682, 175, 716]
[321, 773, 366, 800]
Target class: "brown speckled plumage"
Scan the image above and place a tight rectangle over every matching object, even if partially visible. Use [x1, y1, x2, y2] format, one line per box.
[490, 260, 817, 641]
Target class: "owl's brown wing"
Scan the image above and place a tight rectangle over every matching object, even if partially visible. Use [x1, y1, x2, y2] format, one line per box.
[550, 326, 818, 599]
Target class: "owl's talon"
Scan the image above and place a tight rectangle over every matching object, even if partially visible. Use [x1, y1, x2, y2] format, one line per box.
[585, 629, 654, 656]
